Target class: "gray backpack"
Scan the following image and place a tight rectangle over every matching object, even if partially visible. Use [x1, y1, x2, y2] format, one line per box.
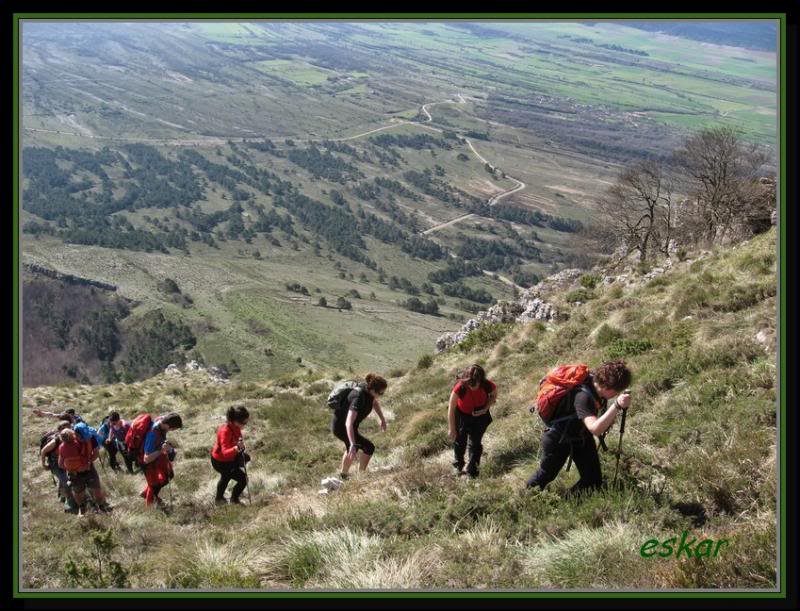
[326, 381, 363, 411]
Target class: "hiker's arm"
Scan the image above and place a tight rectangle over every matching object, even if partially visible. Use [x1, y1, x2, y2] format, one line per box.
[474, 388, 497, 416]
[346, 409, 358, 453]
[448, 392, 458, 441]
[583, 404, 623, 437]
[33, 409, 59, 419]
[41, 439, 56, 468]
[372, 401, 387, 431]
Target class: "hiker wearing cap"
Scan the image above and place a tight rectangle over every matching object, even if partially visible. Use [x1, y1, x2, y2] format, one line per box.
[331, 373, 388, 479]
[140, 413, 182, 507]
[448, 364, 497, 478]
[98, 411, 134, 473]
[526, 359, 632, 497]
[211, 405, 251, 505]
[57, 428, 111, 516]
[40, 420, 78, 513]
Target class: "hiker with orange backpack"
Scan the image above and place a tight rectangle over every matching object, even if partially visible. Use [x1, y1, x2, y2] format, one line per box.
[211, 405, 251, 505]
[57, 427, 112, 516]
[447, 364, 497, 478]
[526, 359, 632, 497]
[126, 413, 183, 508]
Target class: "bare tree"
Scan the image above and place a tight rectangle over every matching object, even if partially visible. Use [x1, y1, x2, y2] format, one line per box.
[595, 158, 674, 263]
[671, 126, 772, 245]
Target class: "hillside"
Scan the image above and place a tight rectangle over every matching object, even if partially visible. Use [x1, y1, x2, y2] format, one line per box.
[20, 228, 778, 589]
[21, 21, 778, 384]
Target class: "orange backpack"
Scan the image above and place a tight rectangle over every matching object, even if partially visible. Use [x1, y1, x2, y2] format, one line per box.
[533, 364, 591, 423]
[61, 438, 92, 472]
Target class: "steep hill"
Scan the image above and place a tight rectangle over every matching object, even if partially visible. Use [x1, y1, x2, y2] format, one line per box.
[20, 228, 778, 589]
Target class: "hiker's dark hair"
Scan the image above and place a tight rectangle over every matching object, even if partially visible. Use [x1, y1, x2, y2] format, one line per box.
[457, 363, 492, 398]
[161, 413, 183, 429]
[58, 413, 73, 423]
[365, 373, 388, 394]
[65, 408, 76, 415]
[57, 421, 72, 431]
[226, 405, 250, 423]
[463, 364, 486, 388]
[108, 411, 121, 422]
[594, 359, 632, 392]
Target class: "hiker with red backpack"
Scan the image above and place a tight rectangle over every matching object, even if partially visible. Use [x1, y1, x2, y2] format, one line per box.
[126, 412, 183, 508]
[526, 359, 632, 497]
[57, 427, 111, 516]
[40, 419, 79, 513]
[328, 373, 388, 480]
[448, 364, 497, 478]
[211, 405, 251, 505]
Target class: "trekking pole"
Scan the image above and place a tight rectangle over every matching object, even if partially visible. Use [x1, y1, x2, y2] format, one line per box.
[167, 477, 173, 510]
[99, 449, 107, 474]
[612, 391, 631, 488]
[240, 445, 252, 505]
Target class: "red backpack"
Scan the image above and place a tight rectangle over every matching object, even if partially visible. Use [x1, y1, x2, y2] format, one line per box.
[125, 413, 154, 465]
[533, 364, 591, 423]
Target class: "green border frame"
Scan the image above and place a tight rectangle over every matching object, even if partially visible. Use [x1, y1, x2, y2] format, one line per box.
[12, 12, 787, 600]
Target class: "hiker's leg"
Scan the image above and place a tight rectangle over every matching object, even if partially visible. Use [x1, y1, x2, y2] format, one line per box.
[333, 420, 354, 475]
[525, 430, 570, 489]
[567, 436, 603, 497]
[230, 467, 247, 501]
[355, 433, 374, 472]
[86, 467, 106, 504]
[68, 473, 87, 508]
[106, 442, 120, 470]
[452, 411, 468, 470]
[466, 414, 491, 475]
[144, 462, 165, 506]
[211, 457, 232, 500]
[123, 451, 135, 474]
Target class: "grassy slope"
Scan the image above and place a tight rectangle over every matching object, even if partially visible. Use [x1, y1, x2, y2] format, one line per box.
[21, 229, 777, 589]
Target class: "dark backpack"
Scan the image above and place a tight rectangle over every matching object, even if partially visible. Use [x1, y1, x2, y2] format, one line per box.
[39, 431, 59, 468]
[326, 381, 363, 411]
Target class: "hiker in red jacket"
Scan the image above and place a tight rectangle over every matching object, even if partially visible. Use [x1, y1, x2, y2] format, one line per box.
[140, 413, 183, 508]
[448, 364, 497, 478]
[211, 405, 251, 505]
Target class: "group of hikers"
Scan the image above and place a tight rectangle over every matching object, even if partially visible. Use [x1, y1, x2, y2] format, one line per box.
[34, 358, 633, 516]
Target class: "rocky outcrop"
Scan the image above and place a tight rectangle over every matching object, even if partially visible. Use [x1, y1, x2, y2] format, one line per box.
[23, 263, 118, 292]
[435, 279, 563, 353]
[162, 360, 229, 384]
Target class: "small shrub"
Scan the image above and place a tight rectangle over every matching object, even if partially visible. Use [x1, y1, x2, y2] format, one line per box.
[417, 354, 433, 369]
[713, 283, 776, 313]
[673, 285, 710, 319]
[605, 338, 653, 359]
[608, 285, 623, 299]
[676, 248, 688, 262]
[64, 529, 130, 588]
[737, 252, 775, 275]
[594, 324, 623, 348]
[458, 323, 512, 353]
[580, 274, 600, 289]
[565, 288, 595, 304]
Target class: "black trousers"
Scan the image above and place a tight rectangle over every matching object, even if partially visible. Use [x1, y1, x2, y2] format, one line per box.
[211, 456, 247, 501]
[526, 428, 603, 496]
[105, 441, 135, 473]
[331, 414, 375, 456]
[453, 410, 492, 475]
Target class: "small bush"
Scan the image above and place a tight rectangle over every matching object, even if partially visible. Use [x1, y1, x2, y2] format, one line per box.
[417, 354, 433, 369]
[605, 338, 652, 359]
[673, 285, 711, 319]
[594, 324, 623, 347]
[737, 252, 775, 275]
[676, 248, 688, 262]
[580, 274, 600, 289]
[713, 283, 776, 313]
[565, 288, 595, 304]
[608, 285, 623, 299]
[458, 323, 512, 353]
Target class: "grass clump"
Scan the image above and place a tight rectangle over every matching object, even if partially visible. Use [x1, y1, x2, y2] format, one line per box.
[565, 288, 595, 304]
[457, 323, 512, 353]
[594, 324, 623, 348]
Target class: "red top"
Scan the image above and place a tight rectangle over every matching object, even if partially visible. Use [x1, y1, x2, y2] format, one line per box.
[58, 438, 92, 472]
[453, 380, 497, 415]
[211, 422, 243, 462]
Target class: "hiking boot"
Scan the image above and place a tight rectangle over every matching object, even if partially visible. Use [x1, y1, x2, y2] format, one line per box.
[466, 469, 479, 479]
[64, 505, 79, 515]
[77, 504, 89, 517]
[230, 497, 242, 505]
[339, 472, 349, 481]
[214, 497, 228, 506]
[97, 503, 113, 513]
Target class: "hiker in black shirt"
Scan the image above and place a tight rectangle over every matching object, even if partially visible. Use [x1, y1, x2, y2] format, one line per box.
[526, 360, 632, 497]
[331, 373, 388, 479]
